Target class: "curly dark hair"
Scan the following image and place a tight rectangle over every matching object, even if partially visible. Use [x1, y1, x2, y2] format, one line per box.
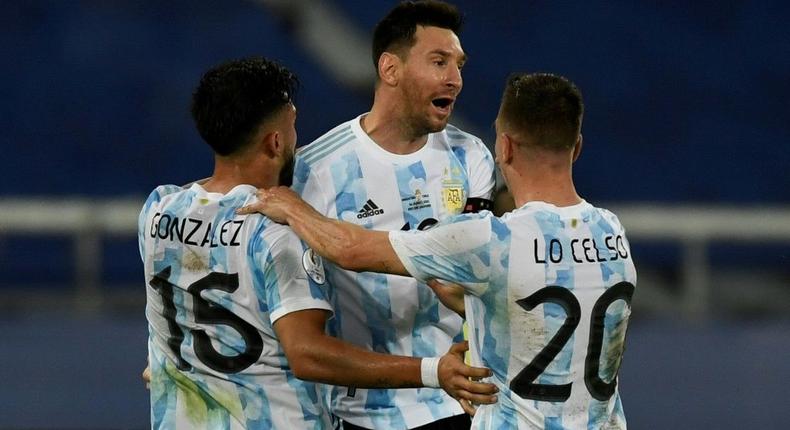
[499, 73, 584, 150]
[191, 57, 298, 156]
[372, 0, 463, 73]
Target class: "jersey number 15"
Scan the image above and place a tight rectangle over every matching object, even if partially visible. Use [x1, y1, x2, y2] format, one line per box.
[150, 266, 264, 374]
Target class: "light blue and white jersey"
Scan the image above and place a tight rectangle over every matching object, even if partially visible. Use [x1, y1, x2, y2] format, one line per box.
[389, 201, 637, 430]
[139, 183, 333, 429]
[294, 114, 496, 429]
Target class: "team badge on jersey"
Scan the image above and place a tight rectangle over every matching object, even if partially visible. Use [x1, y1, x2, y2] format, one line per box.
[441, 167, 465, 214]
[302, 248, 326, 284]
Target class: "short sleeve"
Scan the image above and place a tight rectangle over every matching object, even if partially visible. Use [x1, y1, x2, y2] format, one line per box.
[388, 212, 494, 288]
[262, 228, 333, 324]
[292, 155, 330, 216]
[138, 185, 182, 262]
[466, 139, 496, 200]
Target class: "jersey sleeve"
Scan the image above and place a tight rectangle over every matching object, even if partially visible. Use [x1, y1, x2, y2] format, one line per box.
[138, 185, 182, 262]
[137, 193, 155, 263]
[388, 212, 494, 289]
[260, 227, 333, 324]
[292, 155, 331, 216]
[466, 139, 496, 200]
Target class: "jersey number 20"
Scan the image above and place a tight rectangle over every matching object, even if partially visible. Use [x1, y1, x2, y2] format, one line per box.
[150, 266, 264, 373]
[510, 281, 634, 402]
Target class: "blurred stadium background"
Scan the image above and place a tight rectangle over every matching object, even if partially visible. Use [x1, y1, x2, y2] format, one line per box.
[1, 1, 788, 428]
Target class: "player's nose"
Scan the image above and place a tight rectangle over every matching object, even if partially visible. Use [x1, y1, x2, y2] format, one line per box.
[445, 64, 462, 91]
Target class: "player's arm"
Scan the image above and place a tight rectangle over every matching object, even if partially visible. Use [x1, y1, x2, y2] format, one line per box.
[238, 187, 408, 275]
[273, 308, 496, 405]
[463, 137, 497, 212]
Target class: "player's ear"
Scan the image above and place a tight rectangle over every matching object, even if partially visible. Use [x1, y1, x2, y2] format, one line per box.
[572, 134, 583, 163]
[260, 130, 279, 158]
[378, 52, 400, 86]
[500, 132, 515, 165]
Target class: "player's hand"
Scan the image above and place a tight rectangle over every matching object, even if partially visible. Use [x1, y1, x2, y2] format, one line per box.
[142, 365, 151, 390]
[236, 186, 306, 224]
[427, 279, 466, 318]
[438, 341, 497, 415]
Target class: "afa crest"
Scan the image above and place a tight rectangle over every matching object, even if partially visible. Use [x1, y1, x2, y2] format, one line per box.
[441, 167, 465, 214]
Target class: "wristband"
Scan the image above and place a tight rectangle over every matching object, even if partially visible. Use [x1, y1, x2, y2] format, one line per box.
[420, 357, 441, 388]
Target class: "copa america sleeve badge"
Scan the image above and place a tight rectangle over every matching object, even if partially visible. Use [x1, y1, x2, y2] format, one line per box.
[302, 248, 326, 284]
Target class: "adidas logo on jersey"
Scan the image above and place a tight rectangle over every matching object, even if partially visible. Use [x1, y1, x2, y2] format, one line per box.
[357, 199, 384, 219]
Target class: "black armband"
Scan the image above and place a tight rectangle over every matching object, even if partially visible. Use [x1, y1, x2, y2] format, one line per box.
[463, 197, 493, 213]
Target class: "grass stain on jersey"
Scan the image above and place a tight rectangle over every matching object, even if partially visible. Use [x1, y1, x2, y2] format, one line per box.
[601, 306, 631, 380]
[182, 248, 207, 272]
[163, 360, 242, 425]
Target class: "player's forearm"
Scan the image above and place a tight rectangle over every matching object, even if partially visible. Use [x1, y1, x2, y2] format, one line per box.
[284, 203, 363, 267]
[276, 310, 498, 404]
[285, 202, 407, 275]
[288, 334, 422, 388]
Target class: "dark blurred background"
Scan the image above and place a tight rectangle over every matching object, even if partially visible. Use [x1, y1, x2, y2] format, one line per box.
[1, 1, 788, 428]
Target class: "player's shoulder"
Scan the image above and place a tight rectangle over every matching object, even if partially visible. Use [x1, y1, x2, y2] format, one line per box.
[501, 202, 566, 232]
[141, 184, 183, 212]
[147, 184, 184, 201]
[473, 209, 511, 236]
[449, 209, 496, 224]
[245, 216, 300, 253]
[438, 124, 494, 170]
[252, 224, 313, 273]
[427, 210, 503, 248]
[441, 210, 501, 236]
[514, 200, 627, 233]
[296, 117, 358, 167]
[590, 204, 627, 231]
[441, 123, 487, 150]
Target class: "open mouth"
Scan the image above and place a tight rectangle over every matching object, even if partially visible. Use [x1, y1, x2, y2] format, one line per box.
[432, 97, 453, 109]
[431, 97, 454, 115]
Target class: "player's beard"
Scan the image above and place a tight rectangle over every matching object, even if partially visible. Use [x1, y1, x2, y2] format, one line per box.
[400, 103, 442, 139]
[278, 149, 295, 187]
[401, 78, 450, 136]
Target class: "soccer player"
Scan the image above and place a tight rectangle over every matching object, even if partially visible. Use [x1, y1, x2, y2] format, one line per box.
[240, 72, 638, 429]
[139, 57, 497, 429]
[291, 1, 496, 428]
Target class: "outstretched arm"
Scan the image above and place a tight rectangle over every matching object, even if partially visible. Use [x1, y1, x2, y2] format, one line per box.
[238, 187, 408, 275]
[273, 308, 497, 406]
[238, 187, 477, 317]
